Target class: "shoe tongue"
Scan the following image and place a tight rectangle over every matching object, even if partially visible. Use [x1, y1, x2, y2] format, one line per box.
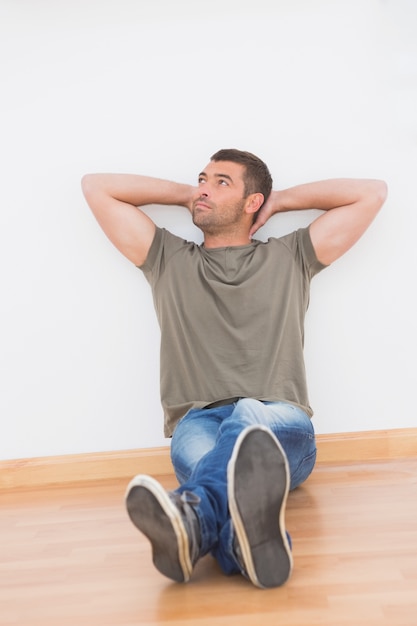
[179, 490, 201, 506]
[169, 490, 201, 565]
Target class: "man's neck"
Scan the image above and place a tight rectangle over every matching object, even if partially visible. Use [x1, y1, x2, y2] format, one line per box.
[202, 230, 252, 249]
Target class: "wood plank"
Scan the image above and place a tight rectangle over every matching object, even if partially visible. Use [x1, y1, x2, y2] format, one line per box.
[1, 427, 416, 490]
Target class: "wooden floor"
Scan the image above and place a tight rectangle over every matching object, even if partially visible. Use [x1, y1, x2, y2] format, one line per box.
[1, 458, 416, 626]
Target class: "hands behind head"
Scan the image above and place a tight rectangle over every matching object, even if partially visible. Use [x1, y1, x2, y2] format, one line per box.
[249, 191, 281, 238]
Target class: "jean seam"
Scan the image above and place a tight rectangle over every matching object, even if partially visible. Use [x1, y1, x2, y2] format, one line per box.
[290, 448, 317, 489]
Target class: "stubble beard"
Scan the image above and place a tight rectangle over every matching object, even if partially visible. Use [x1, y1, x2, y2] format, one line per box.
[192, 198, 246, 236]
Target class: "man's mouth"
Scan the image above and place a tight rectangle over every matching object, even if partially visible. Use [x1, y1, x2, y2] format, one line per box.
[194, 200, 211, 211]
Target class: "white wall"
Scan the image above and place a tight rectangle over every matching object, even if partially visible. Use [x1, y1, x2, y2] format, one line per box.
[1, 0, 416, 460]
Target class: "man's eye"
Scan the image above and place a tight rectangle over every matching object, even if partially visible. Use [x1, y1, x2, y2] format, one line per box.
[219, 179, 228, 186]
[198, 177, 206, 184]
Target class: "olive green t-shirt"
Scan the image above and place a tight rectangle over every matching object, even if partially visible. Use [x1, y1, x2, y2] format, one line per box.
[140, 226, 326, 437]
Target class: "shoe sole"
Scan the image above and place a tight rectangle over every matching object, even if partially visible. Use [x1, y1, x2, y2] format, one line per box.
[125, 475, 192, 583]
[227, 425, 293, 588]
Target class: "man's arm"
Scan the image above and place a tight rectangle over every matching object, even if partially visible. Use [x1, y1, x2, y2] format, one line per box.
[250, 178, 388, 266]
[81, 174, 195, 266]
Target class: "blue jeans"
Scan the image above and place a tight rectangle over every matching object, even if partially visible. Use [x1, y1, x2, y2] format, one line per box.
[170, 398, 316, 575]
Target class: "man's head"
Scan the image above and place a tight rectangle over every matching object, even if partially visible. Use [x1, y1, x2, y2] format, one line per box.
[191, 149, 273, 243]
[210, 148, 273, 216]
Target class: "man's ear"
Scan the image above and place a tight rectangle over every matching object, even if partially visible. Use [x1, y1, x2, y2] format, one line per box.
[245, 193, 264, 215]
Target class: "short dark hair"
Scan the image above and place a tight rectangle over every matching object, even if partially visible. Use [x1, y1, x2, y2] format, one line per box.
[210, 148, 273, 210]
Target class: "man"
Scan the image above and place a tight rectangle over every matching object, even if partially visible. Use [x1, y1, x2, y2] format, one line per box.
[82, 149, 387, 588]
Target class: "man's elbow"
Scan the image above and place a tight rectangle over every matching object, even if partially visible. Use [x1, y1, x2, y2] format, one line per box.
[81, 173, 97, 199]
[374, 179, 388, 211]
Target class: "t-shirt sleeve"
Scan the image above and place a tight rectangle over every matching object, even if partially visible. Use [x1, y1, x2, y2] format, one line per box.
[278, 227, 327, 280]
[138, 227, 190, 286]
[298, 226, 328, 279]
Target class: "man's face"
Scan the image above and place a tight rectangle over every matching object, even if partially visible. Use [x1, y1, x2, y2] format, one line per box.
[191, 160, 247, 235]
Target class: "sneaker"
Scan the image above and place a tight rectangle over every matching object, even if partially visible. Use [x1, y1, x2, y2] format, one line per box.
[125, 475, 201, 583]
[227, 425, 293, 588]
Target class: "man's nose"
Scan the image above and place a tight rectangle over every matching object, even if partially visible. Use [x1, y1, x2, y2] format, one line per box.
[194, 186, 209, 200]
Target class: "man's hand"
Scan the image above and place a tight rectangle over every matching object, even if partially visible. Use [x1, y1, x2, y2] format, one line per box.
[249, 191, 282, 238]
